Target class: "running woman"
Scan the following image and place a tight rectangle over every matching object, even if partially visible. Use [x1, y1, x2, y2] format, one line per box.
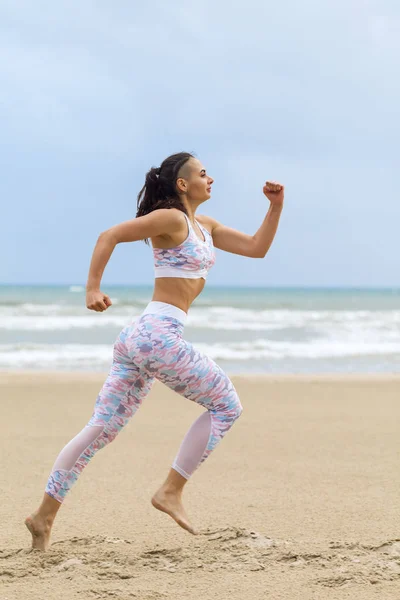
[25, 152, 284, 550]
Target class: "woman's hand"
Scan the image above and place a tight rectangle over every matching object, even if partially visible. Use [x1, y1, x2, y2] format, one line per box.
[263, 181, 285, 207]
[86, 289, 112, 312]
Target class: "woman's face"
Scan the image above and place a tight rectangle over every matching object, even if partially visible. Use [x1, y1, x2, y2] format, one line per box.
[178, 158, 214, 203]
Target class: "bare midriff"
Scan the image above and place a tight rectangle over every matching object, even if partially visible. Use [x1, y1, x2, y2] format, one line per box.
[151, 277, 206, 314]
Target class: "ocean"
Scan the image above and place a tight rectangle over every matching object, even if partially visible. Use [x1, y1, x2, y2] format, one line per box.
[1, 284, 400, 374]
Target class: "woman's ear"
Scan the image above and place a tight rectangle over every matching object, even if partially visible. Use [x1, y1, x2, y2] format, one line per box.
[176, 177, 187, 193]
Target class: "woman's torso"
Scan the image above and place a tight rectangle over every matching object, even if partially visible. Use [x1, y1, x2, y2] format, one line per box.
[150, 211, 214, 313]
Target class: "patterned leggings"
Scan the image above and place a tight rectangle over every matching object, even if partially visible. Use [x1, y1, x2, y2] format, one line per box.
[45, 304, 243, 503]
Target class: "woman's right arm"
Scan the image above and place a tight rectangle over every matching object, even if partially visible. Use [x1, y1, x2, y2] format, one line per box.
[85, 209, 182, 312]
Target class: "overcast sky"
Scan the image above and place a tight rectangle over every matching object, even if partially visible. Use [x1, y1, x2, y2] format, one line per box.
[1, 0, 399, 287]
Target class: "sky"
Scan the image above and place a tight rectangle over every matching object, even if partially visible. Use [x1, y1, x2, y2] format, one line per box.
[1, 0, 399, 287]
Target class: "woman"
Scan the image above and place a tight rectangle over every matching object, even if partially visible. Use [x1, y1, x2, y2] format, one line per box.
[25, 152, 284, 550]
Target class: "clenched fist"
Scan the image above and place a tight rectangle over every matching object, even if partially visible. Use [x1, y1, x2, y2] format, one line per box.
[86, 290, 112, 312]
[263, 181, 285, 206]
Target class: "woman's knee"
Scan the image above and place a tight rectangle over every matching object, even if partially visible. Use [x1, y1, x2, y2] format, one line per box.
[101, 425, 119, 445]
[220, 389, 243, 423]
[232, 396, 243, 421]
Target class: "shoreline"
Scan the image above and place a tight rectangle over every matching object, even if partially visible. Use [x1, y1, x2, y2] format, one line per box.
[1, 369, 400, 382]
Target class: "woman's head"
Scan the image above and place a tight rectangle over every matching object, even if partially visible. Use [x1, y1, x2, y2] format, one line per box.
[136, 152, 213, 244]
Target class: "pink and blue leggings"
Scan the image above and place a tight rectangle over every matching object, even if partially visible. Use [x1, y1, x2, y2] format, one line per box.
[45, 302, 243, 503]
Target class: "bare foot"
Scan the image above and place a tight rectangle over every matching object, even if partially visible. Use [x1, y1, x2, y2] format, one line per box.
[151, 487, 197, 535]
[25, 511, 53, 551]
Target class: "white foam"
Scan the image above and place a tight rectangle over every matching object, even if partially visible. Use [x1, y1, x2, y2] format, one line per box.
[0, 344, 113, 369]
[187, 307, 400, 331]
[193, 339, 400, 360]
[0, 315, 132, 330]
[1, 307, 400, 336]
[1, 337, 400, 371]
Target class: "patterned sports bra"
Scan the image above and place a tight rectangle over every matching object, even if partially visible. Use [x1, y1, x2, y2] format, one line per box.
[152, 212, 216, 280]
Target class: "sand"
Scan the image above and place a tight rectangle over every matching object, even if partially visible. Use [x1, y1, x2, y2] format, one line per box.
[0, 372, 399, 599]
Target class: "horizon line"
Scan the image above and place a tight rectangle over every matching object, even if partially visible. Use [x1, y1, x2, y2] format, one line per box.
[1, 283, 400, 291]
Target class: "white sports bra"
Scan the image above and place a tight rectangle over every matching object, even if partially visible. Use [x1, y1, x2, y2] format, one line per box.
[152, 213, 216, 280]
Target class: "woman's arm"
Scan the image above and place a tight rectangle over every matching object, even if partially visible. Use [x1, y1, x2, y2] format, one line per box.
[85, 233, 117, 294]
[252, 200, 284, 258]
[85, 208, 183, 311]
[203, 181, 284, 258]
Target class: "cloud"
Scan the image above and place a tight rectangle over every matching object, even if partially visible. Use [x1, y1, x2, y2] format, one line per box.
[0, 0, 399, 160]
[1, 0, 399, 285]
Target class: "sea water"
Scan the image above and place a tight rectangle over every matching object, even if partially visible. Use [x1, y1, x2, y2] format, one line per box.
[1, 284, 399, 374]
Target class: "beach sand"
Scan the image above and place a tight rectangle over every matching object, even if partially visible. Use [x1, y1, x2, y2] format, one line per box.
[0, 372, 399, 599]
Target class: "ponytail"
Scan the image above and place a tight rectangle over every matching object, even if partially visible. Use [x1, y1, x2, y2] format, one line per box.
[136, 152, 194, 245]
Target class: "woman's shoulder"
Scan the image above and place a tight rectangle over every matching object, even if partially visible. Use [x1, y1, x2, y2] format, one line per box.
[196, 214, 219, 233]
[149, 208, 188, 246]
[149, 207, 187, 227]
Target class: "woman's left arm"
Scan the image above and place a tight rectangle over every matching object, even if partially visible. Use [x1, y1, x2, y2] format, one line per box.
[204, 181, 284, 258]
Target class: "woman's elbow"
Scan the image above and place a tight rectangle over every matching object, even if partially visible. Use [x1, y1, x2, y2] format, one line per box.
[252, 249, 267, 259]
[98, 229, 119, 245]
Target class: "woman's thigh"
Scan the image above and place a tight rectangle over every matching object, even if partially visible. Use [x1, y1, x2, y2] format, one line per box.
[166, 344, 238, 408]
[126, 314, 242, 414]
[88, 324, 155, 429]
[153, 338, 243, 455]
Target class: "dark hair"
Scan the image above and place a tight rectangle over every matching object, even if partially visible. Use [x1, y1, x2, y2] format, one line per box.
[136, 151, 195, 245]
